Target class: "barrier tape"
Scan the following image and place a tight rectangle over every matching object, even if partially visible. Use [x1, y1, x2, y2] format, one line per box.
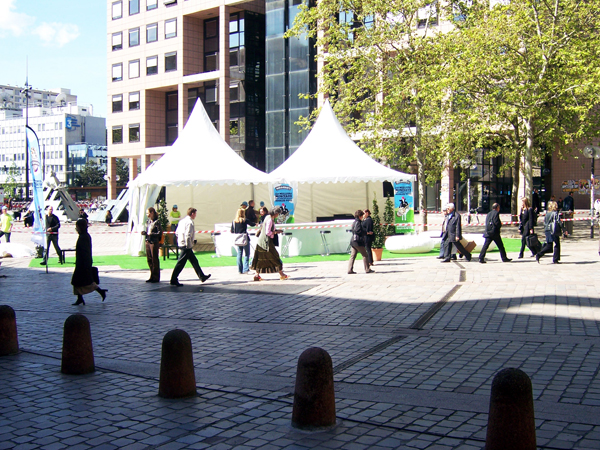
[9, 215, 594, 236]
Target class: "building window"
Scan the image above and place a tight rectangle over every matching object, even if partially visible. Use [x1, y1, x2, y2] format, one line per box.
[112, 1, 122, 19]
[129, 28, 139, 47]
[112, 94, 123, 113]
[112, 126, 123, 144]
[129, 92, 140, 110]
[205, 53, 218, 72]
[205, 85, 217, 103]
[166, 91, 178, 145]
[112, 63, 123, 81]
[165, 18, 177, 39]
[112, 32, 123, 51]
[129, 59, 140, 79]
[147, 23, 158, 43]
[165, 52, 177, 72]
[129, 124, 140, 142]
[129, 0, 139, 15]
[230, 84, 239, 102]
[146, 56, 158, 75]
[147, 0, 157, 10]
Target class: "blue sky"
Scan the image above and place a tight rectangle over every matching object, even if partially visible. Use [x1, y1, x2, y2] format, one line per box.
[0, 0, 107, 117]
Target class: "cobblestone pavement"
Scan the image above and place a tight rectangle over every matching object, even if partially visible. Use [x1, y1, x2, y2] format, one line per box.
[1, 220, 600, 449]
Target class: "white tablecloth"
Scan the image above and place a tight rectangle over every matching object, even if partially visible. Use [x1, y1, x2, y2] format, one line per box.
[213, 220, 354, 257]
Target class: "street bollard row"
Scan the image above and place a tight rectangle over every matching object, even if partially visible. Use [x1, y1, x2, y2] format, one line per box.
[0, 306, 537, 445]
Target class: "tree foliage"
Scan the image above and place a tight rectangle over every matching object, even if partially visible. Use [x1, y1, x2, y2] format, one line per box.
[1, 163, 21, 200]
[439, 0, 600, 215]
[116, 158, 129, 185]
[74, 161, 106, 187]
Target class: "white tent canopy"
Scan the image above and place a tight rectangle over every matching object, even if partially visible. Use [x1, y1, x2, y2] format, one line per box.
[126, 99, 272, 255]
[269, 99, 416, 223]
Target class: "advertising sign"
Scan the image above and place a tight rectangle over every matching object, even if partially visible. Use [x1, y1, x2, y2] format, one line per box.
[393, 179, 414, 233]
[272, 182, 296, 224]
[25, 126, 45, 246]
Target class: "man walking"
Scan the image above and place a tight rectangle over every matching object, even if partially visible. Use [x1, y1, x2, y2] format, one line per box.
[170, 207, 211, 286]
[479, 203, 512, 263]
[442, 203, 471, 262]
[0, 206, 13, 243]
[562, 191, 574, 238]
[41, 206, 62, 265]
[362, 209, 374, 267]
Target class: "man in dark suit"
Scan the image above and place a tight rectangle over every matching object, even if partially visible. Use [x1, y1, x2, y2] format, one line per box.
[362, 209, 374, 267]
[478, 203, 512, 263]
[442, 203, 471, 262]
[532, 189, 541, 214]
[40, 206, 63, 265]
[562, 191, 574, 237]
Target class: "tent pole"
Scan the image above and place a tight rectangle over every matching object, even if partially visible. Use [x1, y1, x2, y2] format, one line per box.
[366, 182, 370, 210]
[251, 183, 255, 201]
[310, 183, 314, 222]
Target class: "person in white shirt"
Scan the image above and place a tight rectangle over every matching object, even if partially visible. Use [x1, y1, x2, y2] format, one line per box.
[170, 207, 211, 286]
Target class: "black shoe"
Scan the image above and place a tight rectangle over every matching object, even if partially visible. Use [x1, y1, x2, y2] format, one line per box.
[451, 255, 457, 260]
[146, 279, 153, 283]
[40, 261, 47, 265]
[441, 259, 451, 263]
[99, 289, 108, 302]
[200, 274, 211, 283]
[366, 269, 375, 273]
[72, 298, 85, 306]
[479, 260, 486, 264]
[502, 258, 512, 262]
[348, 271, 357, 274]
[518, 255, 524, 259]
[170, 281, 183, 286]
[436, 256, 444, 259]
[150, 280, 159, 283]
[466, 255, 472, 262]
[553, 261, 561, 264]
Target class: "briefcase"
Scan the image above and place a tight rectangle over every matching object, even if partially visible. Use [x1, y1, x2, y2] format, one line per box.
[458, 238, 477, 254]
[526, 234, 542, 254]
[91, 266, 100, 284]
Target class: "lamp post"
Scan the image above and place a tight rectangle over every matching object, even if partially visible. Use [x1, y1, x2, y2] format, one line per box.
[459, 159, 478, 223]
[20, 75, 32, 202]
[582, 146, 600, 238]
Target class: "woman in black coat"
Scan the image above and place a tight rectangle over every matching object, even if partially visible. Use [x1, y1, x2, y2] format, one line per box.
[71, 219, 107, 305]
[518, 197, 536, 259]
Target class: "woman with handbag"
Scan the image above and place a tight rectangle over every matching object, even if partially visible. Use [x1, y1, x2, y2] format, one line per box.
[536, 201, 562, 264]
[231, 208, 251, 274]
[348, 210, 374, 274]
[142, 207, 162, 283]
[250, 207, 288, 281]
[71, 218, 107, 305]
[518, 197, 536, 259]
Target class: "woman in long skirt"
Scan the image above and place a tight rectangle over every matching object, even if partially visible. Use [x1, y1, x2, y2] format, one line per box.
[250, 207, 288, 281]
[71, 219, 108, 305]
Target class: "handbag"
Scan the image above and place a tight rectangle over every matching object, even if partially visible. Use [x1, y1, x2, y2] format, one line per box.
[91, 266, 100, 284]
[551, 214, 562, 236]
[233, 233, 248, 246]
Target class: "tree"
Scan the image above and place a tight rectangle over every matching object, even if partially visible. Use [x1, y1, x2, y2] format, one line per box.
[288, 0, 449, 226]
[2, 163, 21, 200]
[116, 158, 129, 185]
[439, 0, 600, 216]
[74, 161, 106, 187]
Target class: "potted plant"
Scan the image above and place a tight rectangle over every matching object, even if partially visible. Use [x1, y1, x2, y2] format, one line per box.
[156, 199, 170, 248]
[371, 193, 385, 261]
[383, 195, 396, 240]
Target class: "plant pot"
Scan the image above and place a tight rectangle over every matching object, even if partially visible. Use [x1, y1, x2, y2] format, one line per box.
[159, 247, 166, 257]
[372, 248, 383, 261]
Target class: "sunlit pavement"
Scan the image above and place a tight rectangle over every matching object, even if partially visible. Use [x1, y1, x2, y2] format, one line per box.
[1, 219, 599, 449]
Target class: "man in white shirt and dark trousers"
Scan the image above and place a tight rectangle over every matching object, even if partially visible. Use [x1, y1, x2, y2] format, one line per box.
[170, 207, 211, 286]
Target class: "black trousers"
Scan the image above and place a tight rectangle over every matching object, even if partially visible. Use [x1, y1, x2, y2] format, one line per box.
[170, 248, 206, 282]
[44, 234, 62, 262]
[365, 239, 373, 266]
[537, 236, 561, 263]
[479, 235, 508, 261]
[145, 241, 160, 281]
[444, 239, 471, 260]
[0, 231, 10, 243]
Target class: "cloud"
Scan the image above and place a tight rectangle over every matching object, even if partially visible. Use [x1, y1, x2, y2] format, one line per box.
[0, 0, 35, 36]
[0, 0, 79, 46]
[33, 22, 80, 47]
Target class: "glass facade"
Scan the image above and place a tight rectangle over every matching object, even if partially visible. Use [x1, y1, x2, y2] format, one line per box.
[67, 144, 108, 186]
[265, 0, 316, 172]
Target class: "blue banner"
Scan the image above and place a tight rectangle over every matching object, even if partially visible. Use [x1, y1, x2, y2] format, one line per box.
[393, 179, 414, 233]
[273, 183, 295, 223]
[25, 126, 45, 246]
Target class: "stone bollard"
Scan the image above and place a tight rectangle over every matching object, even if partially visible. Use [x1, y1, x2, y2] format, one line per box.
[485, 368, 536, 450]
[61, 315, 95, 375]
[158, 329, 196, 398]
[0, 305, 19, 356]
[292, 347, 336, 430]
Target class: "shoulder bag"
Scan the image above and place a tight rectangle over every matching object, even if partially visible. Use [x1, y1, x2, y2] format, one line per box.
[232, 222, 249, 247]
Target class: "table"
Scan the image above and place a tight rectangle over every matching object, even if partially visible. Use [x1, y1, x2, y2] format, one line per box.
[213, 220, 353, 257]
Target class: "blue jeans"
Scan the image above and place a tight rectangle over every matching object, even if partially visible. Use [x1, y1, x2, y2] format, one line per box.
[236, 241, 250, 273]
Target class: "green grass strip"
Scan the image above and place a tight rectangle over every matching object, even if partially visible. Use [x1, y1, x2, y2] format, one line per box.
[29, 239, 522, 270]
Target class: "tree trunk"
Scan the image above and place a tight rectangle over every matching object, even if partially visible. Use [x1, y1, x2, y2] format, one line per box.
[523, 118, 534, 203]
[416, 146, 428, 231]
[511, 153, 520, 225]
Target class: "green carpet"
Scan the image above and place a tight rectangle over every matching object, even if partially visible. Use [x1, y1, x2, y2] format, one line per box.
[30, 239, 522, 270]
